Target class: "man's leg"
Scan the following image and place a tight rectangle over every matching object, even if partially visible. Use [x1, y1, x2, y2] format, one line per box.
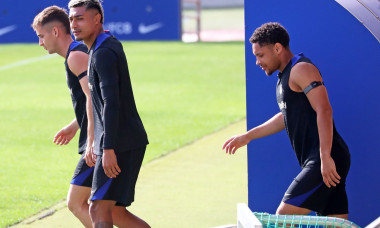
[328, 214, 348, 219]
[112, 206, 150, 228]
[68, 154, 94, 228]
[68, 185, 147, 228]
[277, 202, 349, 219]
[323, 180, 349, 220]
[67, 185, 92, 228]
[89, 200, 115, 228]
[276, 202, 311, 215]
[90, 147, 148, 227]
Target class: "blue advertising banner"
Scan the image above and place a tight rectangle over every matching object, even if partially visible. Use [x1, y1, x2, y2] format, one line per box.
[0, 0, 181, 43]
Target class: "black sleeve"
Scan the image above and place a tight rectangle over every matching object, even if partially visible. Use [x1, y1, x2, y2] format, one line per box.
[94, 48, 120, 150]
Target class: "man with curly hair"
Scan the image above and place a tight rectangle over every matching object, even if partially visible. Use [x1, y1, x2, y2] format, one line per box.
[223, 22, 350, 219]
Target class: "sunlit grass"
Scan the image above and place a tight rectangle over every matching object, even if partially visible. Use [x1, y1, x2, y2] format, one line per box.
[0, 41, 245, 227]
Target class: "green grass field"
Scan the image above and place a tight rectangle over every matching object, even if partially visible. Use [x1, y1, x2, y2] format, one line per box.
[0, 41, 245, 227]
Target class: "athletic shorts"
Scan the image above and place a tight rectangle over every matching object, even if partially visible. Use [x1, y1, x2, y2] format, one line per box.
[90, 146, 146, 207]
[282, 158, 350, 215]
[70, 153, 94, 188]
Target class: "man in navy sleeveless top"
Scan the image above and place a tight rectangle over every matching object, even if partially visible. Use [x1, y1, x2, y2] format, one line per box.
[69, 1, 149, 227]
[223, 23, 350, 219]
[33, 6, 98, 227]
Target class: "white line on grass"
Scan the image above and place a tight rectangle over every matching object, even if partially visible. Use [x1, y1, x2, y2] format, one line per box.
[0, 54, 58, 72]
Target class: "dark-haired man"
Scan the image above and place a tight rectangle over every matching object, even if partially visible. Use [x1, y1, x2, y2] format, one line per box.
[32, 5, 96, 227]
[223, 22, 350, 219]
[68, 0, 149, 227]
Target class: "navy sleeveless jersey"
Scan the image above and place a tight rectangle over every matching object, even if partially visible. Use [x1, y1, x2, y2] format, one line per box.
[276, 53, 350, 167]
[88, 32, 148, 155]
[64, 41, 88, 154]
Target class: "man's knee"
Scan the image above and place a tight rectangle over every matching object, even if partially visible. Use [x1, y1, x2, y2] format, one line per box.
[66, 197, 76, 212]
[67, 185, 90, 214]
[89, 200, 114, 218]
[276, 202, 311, 215]
[276, 203, 287, 215]
[66, 195, 88, 214]
[67, 196, 86, 214]
[89, 201, 100, 217]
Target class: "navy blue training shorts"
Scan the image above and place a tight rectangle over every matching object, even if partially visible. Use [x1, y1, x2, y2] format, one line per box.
[90, 146, 146, 207]
[282, 159, 350, 215]
[71, 153, 94, 187]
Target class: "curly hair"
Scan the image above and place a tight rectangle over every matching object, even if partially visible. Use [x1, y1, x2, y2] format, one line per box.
[32, 6, 71, 35]
[249, 22, 290, 48]
[68, 0, 104, 24]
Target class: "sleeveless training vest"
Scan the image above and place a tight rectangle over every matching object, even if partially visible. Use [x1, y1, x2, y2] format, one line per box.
[276, 53, 349, 167]
[64, 41, 88, 153]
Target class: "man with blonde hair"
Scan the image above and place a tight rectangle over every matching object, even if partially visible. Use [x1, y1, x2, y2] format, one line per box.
[33, 6, 96, 227]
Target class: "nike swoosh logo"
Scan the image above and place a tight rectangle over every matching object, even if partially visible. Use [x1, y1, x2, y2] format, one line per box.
[138, 22, 163, 34]
[0, 25, 17, 36]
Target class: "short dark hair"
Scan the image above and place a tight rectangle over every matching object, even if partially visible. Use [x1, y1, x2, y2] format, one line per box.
[68, 0, 104, 24]
[32, 6, 71, 34]
[249, 22, 290, 48]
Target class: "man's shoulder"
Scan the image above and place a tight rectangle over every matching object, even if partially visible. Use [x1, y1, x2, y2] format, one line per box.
[73, 43, 88, 52]
[73, 43, 87, 51]
[94, 37, 121, 54]
[96, 36, 121, 50]
[290, 61, 323, 91]
[291, 62, 319, 78]
[67, 51, 89, 76]
[93, 46, 118, 61]
[68, 42, 88, 58]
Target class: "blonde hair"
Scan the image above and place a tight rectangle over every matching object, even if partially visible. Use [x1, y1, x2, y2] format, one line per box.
[32, 5, 71, 34]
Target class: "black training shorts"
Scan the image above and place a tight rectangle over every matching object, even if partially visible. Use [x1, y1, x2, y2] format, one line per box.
[90, 146, 146, 207]
[71, 153, 94, 188]
[282, 158, 350, 215]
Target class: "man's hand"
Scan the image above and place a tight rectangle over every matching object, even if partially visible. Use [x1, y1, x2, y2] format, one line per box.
[102, 149, 121, 178]
[83, 146, 97, 167]
[223, 133, 250, 154]
[321, 155, 341, 188]
[53, 125, 78, 145]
